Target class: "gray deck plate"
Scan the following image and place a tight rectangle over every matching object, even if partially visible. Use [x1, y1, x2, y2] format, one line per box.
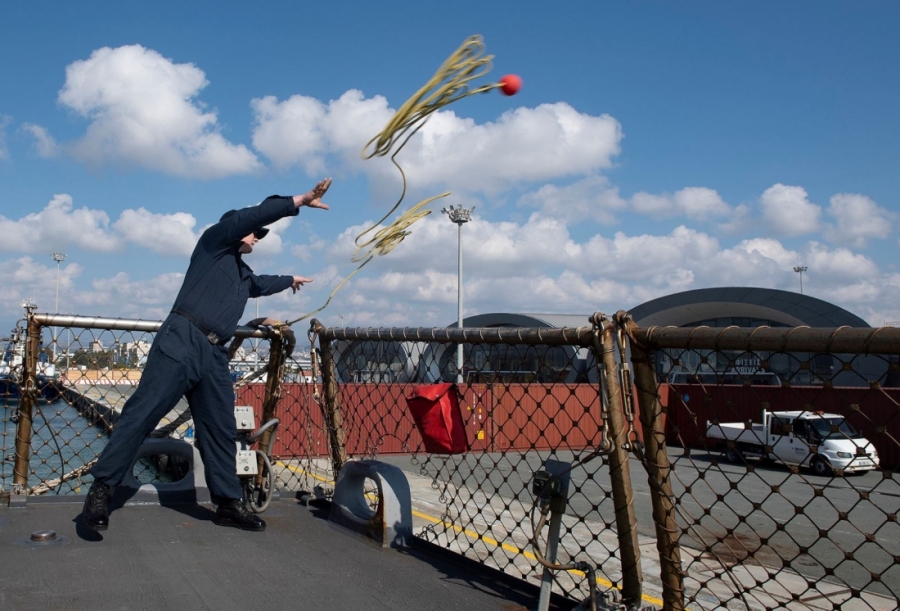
[0, 497, 560, 611]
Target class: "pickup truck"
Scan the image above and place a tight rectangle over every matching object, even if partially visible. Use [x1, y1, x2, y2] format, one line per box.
[706, 410, 879, 476]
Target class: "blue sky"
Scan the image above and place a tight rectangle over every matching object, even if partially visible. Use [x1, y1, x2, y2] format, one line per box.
[0, 1, 898, 337]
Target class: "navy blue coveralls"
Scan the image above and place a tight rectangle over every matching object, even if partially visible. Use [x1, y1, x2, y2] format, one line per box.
[90, 196, 299, 501]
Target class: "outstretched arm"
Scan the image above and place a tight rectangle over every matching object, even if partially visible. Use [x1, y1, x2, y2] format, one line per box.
[249, 274, 312, 297]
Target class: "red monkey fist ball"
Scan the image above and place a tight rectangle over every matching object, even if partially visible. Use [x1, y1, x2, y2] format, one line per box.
[499, 74, 522, 96]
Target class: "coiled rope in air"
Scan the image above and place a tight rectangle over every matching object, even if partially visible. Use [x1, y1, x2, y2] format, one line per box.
[284, 35, 503, 326]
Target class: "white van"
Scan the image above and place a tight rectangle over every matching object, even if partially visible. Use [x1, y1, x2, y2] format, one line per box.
[707, 410, 879, 476]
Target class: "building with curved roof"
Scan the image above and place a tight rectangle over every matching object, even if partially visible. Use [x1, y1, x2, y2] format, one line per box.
[448, 313, 592, 329]
[447, 288, 880, 386]
[627, 287, 869, 329]
[624, 287, 877, 386]
[454, 287, 870, 330]
[336, 288, 883, 386]
[335, 313, 596, 384]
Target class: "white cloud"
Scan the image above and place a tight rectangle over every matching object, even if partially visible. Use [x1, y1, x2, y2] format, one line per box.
[21, 123, 60, 157]
[328, 209, 584, 281]
[673, 187, 730, 220]
[629, 192, 669, 216]
[717, 203, 751, 235]
[0, 256, 82, 316]
[805, 241, 878, 280]
[325, 211, 883, 322]
[465, 270, 642, 314]
[251, 90, 622, 192]
[58, 45, 261, 178]
[824, 193, 894, 248]
[251, 94, 329, 173]
[581, 226, 722, 283]
[6, 56, 896, 332]
[112, 208, 200, 256]
[403, 102, 622, 191]
[251, 90, 390, 174]
[0, 194, 122, 253]
[759, 183, 821, 236]
[631, 187, 731, 221]
[326, 220, 724, 315]
[704, 239, 800, 287]
[356, 269, 458, 303]
[0, 258, 178, 322]
[519, 175, 625, 225]
[3, 192, 893, 330]
[289, 235, 329, 263]
[836, 274, 900, 327]
[733, 237, 795, 264]
[0, 194, 298, 259]
[84, 271, 184, 320]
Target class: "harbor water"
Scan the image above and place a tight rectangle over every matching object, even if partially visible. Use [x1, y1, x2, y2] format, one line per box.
[1, 397, 109, 493]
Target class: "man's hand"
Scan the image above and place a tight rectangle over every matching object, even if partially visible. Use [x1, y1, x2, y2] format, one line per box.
[294, 178, 332, 210]
[242, 317, 296, 357]
[292, 276, 313, 293]
[246, 317, 283, 328]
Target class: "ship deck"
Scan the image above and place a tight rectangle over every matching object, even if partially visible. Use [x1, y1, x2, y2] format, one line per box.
[1, 494, 571, 611]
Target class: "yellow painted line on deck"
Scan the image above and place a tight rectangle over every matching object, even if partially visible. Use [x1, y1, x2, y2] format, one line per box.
[276, 461, 664, 607]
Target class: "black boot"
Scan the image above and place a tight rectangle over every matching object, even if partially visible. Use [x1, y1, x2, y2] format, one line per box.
[213, 498, 266, 532]
[82, 481, 110, 531]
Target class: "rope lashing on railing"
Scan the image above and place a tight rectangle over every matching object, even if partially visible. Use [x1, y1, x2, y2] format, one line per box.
[284, 35, 516, 327]
[591, 312, 614, 455]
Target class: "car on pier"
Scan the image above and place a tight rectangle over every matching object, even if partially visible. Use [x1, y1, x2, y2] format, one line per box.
[707, 409, 879, 476]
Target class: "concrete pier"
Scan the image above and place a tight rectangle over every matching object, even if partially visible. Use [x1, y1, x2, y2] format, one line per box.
[60, 384, 190, 436]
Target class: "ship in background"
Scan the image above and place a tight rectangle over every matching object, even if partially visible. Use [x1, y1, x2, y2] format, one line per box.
[0, 326, 60, 401]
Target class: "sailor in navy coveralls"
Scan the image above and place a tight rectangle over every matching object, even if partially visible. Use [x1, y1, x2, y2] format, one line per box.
[82, 179, 332, 532]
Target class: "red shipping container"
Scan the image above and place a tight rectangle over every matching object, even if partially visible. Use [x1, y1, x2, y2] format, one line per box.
[406, 383, 468, 454]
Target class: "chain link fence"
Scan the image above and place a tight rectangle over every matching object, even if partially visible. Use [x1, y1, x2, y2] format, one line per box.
[314, 321, 639, 608]
[3, 308, 900, 610]
[0, 311, 312, 497]
[625, 319, 900, 610]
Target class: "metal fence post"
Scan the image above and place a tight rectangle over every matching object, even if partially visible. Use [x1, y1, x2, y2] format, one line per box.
[315, 323, 347, 480]
[623, 316, 686, 610]
[594, 314, 643, 605]
[256, 332, 286, 478]
[13, 314, 42, 487]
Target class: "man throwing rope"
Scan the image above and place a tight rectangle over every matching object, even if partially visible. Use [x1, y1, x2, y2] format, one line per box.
[82, 179, 332, 533]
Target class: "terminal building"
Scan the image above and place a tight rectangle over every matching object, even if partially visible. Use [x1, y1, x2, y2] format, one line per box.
[627, 287, 881, 387]
[336, 287, 887, 386]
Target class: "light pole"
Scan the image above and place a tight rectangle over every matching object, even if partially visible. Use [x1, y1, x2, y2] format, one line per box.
[51, 252, 66, 362]
[254, 298, 260, 356]
[65, 312, 73, 371]
[51, 253, 66, 313]
[441, 205, 474, 383]
[339, 314, 345, 329]
[793, 266, 808, 295]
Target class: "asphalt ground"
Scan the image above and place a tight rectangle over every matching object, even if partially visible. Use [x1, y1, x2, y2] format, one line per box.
[376, 447, 900, 605]
[0, 494, 571, 611]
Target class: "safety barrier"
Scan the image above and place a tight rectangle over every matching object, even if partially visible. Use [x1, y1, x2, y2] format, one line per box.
[3, 307, 899, 609]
